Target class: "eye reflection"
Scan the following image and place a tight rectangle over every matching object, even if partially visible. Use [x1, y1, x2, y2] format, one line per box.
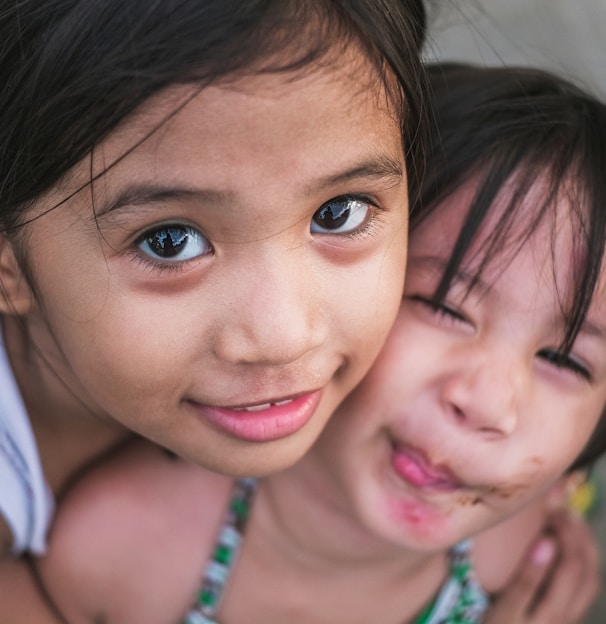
[311, 197, 370, 234]
[137, 225, 210, 263]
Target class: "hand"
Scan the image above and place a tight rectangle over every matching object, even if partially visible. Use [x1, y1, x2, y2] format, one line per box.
[484, 510, 600, 624]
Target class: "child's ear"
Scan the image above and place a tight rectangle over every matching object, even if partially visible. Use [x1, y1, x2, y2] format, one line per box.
[0, 236, 35, 315]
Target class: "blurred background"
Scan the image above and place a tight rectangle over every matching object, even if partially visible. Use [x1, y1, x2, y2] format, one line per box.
[424, 2, 606, 621]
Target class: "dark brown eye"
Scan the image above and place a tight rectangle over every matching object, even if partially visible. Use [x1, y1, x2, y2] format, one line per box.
[137, 225, 210, 262]
[311, 197, 370, 234]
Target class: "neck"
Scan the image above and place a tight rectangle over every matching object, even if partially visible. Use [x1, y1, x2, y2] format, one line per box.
[263, 458, 441, 570]
[223, 459, 448, 623]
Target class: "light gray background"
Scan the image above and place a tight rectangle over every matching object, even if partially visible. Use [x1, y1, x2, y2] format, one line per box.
[425, 0, 606, 96]
[425, 2, 606, 621]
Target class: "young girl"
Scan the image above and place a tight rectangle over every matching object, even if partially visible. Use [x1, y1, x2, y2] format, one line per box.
[0, 0, 428, 560]
[31, 62, 605, 623]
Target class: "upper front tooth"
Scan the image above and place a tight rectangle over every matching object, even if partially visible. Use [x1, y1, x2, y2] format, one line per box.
[275, 399, 293, 406]
[243, 403, 272, 412]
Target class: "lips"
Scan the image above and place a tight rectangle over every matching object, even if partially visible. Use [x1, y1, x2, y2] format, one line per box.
[392, 444, 462, 492]
[188, 390, 323, 442]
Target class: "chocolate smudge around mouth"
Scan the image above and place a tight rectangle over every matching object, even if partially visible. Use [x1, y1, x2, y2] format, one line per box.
[485, 481, 532, 500]
[454, 491, 483, 506]
[478, 457, 543, 501]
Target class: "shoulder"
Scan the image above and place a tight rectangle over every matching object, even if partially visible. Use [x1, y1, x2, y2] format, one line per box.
[37, 439, 234, 622]
[56, 438, 232, 530]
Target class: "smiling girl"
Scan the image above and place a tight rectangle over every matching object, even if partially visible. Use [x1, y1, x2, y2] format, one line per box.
[0, 0, 428, 566]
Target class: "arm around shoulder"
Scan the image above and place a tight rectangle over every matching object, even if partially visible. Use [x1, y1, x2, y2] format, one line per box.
[0, 556, 65, 624]
[36, 439, 226, 624]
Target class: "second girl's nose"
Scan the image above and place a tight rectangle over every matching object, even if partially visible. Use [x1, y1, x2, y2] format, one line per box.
[440, 349, 523, 437]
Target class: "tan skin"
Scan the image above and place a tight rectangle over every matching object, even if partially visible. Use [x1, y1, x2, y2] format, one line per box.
[0, 41, 414, 624]
[0, 42, 409, 563]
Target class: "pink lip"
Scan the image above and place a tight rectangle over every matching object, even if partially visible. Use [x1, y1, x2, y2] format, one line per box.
[188, 390, 322, 442]
[392, 445, 461, 492]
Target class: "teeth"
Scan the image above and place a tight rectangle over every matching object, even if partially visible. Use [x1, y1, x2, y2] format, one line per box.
[232, 403, 271, 412]
[244, 403, 272, 412]
[233, 399, 293, 412]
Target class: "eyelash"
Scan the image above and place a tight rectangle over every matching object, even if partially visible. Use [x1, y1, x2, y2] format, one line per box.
[128, 223, 211, 274]
[127, 250, 200, 274]
[537, 349, 592, 382]
[412, 296, 468, 324]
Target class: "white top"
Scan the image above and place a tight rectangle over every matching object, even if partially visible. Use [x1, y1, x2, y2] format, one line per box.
[0, 328, 54, 554]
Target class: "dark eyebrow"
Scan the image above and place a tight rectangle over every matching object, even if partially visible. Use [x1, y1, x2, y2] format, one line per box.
[310, 155, 404, 192]
[95, 187, 234, 217]
[96, 154, 404, 217]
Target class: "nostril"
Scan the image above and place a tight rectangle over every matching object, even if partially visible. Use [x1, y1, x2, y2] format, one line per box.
[452, 404, 465, 422]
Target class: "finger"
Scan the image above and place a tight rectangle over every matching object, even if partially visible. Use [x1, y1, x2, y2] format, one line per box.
[532, 513, 600, 623]
[484, 537, 556, 624]
[551, 514, 601, 621]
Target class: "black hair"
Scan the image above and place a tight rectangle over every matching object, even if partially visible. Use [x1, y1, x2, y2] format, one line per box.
[0, 0, 427, 236]
[413, 63, 606, 470]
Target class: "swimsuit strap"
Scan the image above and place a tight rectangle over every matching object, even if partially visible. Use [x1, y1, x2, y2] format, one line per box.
[182, 478, 257, 624]
[414, 539, 489, 624]
[183, 481, 488, 624]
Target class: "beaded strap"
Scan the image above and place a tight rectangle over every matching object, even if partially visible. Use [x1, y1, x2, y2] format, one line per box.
[182, 478, 256, 624]
[415, 540, 488, 624]
[182, 480, 487, 624]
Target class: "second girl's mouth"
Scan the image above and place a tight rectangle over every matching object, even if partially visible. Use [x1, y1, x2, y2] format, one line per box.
[392, 443, 463, 492]
[187, 390, 323, 442]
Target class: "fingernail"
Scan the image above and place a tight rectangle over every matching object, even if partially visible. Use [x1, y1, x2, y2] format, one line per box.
[530, 538, 555, 567]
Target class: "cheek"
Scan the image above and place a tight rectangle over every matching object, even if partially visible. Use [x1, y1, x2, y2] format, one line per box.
[28, 216, 115, 319]
[35, 271, 208, 405]
[486, 450, 571, 514]
[346, 237, 408, 365]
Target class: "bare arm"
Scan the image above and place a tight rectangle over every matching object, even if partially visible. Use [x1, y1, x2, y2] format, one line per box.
[35, 440, 228, 624]
[0, 557, 65, 624]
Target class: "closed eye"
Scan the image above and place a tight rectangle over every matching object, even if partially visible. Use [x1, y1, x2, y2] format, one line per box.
[537, 349, 591, 381]
[409, 295, 468, 325]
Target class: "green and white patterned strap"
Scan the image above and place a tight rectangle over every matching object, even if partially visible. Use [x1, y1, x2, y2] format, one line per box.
[183, 481, 487, 624]
[415, 539, 488, 624]
[182, 478, 256, 624]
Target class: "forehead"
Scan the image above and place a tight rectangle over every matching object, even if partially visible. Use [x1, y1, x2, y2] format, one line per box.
[410, 173, 602, 305]
[20, 49, 407, 255]
[62, 47, 402, 192]
[29, 45, 405, 231]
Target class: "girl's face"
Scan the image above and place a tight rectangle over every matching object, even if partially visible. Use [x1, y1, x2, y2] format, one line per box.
[311, 179, 606, 551]
[6, 51, 408, 475]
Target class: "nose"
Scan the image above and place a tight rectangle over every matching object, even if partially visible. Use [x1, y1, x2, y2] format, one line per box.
[440, 346, 522, 437]
[213, 249, 327, 367]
